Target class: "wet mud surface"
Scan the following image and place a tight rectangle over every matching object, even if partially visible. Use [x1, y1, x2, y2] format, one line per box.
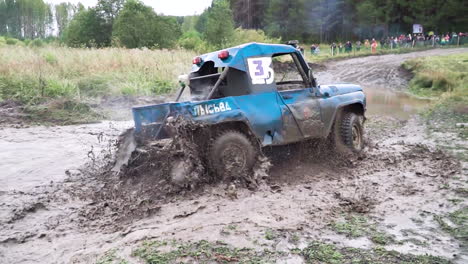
[1, 48, 467, 263]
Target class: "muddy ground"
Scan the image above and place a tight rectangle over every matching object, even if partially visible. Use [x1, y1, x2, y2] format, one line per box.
[0, 48, 467, 263]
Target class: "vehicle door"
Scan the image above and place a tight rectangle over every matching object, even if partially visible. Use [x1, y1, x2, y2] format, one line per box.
[272, 53, 325, 143]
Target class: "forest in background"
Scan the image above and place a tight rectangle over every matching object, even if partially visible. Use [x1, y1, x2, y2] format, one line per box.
[0, 0, 467, 50]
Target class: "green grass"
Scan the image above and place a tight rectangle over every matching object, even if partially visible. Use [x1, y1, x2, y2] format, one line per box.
[301, 241, 449, 264]
[434, 207, 468, 245]
[96, 249, 129, 264]
[331, 215, 368, 238]
[330, 215, 397, 245]
[264, 228, 278, 240]
[98, 238, 451, 264]
[131, 239, 279, 263]
[302, 242, 343, 264]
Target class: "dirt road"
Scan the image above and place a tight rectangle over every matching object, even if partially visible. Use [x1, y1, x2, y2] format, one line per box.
[0, 48, 467, 263]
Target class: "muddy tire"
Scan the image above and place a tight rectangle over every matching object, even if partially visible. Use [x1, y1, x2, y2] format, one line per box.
[336, 111, 364, 153]
[208, 130, 257, 180]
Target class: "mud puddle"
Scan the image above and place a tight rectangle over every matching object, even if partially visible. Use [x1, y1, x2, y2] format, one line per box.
[1, 48, 467, 263]
[363, 87, 431, 119]
[0, 121, 132, 192]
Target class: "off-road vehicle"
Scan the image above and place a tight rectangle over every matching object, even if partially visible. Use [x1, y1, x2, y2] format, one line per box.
[132, 42, 366, 180]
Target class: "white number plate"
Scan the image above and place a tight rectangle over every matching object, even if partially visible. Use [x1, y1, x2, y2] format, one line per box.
[192, 102, 232, 117]
[247, 57, 274, 85]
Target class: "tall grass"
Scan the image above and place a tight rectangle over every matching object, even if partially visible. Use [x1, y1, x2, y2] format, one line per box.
[0, 46, 196, 103]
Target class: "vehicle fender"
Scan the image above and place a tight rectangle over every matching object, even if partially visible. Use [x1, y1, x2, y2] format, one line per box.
[193, 109, 260, 141]
[323, 98, 366, 136]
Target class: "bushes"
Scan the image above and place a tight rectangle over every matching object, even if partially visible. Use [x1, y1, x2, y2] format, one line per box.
[178, 31, 207, 52]
[6, 38, 19, 45]
[29, 39, 44, 47]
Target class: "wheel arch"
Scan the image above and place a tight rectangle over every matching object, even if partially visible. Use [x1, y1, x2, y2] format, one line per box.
[326, 101, 366, 136]
[206, 120, 260, 146]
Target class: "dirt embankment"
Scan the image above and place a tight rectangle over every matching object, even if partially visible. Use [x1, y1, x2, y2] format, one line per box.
[314, 47, 468, 89]
[0, 48, 467, 263]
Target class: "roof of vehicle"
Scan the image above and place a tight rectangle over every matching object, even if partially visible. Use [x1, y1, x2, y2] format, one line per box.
[191, 42, 297, 73]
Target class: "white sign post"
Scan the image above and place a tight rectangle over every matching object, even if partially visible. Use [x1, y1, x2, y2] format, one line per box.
[413, 24, 423, 34]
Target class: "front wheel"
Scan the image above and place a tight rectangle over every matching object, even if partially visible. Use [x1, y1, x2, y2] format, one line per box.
[336, 112, 365, 153]
[208, 130, 257, 181]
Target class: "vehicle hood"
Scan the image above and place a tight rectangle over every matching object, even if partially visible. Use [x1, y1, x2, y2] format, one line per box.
[319, 84, 363, 96]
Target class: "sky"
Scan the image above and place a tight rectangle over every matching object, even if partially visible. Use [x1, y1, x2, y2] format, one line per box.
[45, 0, 213, 16]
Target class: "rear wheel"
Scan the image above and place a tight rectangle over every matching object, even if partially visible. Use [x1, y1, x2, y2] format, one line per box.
[336, 111, 364, 153]
[208, 130, 257, 180]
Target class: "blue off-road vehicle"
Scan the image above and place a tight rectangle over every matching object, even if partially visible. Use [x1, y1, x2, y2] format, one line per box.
[132, 43, 366, 179]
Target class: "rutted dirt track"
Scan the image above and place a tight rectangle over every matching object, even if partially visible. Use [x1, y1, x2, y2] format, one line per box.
[0, 48, 467, 263]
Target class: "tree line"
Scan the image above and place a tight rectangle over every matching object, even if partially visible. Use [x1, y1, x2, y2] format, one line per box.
[230, 0, 467, 43]
[0, 0, 466, 49]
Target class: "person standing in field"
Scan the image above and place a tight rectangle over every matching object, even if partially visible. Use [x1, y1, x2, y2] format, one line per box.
[314, 45, 320, 55]
[345, 41, 352, 53]
[371, 39, 378, 54]
[330, 43, 337, 56]
[310, 44, 316, 55]
[356, 40, 361, 51]
[338, 42, 343, 53]
[364, 39, 370, 50]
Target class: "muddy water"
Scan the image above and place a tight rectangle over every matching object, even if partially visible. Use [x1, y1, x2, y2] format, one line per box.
[364, 87, 430, 119]
[0, 121, 132, 192]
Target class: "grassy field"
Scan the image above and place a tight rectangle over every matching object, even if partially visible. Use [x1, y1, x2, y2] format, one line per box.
[402, 53, 468, 101]
[0, 44, 466, 125]
[1, 44, 465, 105]
[0, 46, 195, 104]
[403, 53, 468, 161]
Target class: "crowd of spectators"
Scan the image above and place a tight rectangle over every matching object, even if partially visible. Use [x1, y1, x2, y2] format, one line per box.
[304, 32, 467, 56]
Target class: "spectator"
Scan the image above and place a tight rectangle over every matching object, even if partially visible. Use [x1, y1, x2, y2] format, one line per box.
[364, 39, 370, 50]
[330, 43, 337, 56]
[371, 39, 378, 54]
[356, 40, 361, 51]
[345, 41, 352, 53]
[338, 42, 343, 53]
[441, 37, 447, 45]
[314, 45, 320, 55]
[310, 44, 316, 55]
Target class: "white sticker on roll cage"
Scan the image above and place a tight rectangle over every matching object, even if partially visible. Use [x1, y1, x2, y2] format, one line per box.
[247, 57, 275, 85]
[192, 102, 232, 117]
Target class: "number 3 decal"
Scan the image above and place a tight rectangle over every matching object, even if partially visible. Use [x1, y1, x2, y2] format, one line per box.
[247, 57, 274, 85]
